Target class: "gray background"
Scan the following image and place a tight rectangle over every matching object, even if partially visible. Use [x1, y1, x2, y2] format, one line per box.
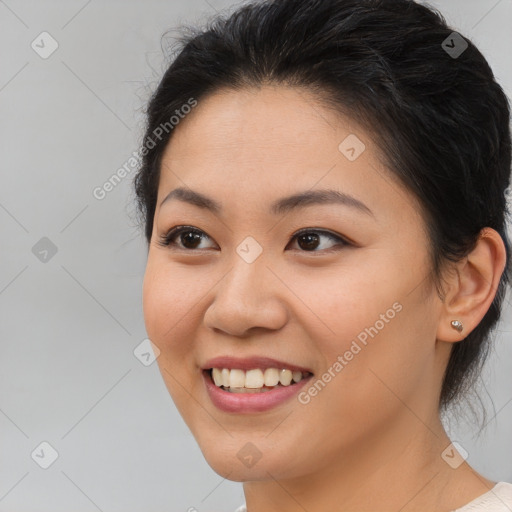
[0, 0, 511, 511]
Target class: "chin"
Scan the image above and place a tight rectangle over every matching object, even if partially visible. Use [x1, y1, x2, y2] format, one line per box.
[196, 435, 307, 482]
[203, 451, 282, 482]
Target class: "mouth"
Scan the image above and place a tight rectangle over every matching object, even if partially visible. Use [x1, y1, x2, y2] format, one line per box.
[204, 367, 313, 393]
[201, 356, 314, 413]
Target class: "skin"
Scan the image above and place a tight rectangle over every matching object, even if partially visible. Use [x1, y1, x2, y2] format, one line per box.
[142, 85, 506, 511]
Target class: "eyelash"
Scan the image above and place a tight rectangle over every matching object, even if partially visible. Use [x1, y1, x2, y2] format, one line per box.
[157, 225, 350, 253]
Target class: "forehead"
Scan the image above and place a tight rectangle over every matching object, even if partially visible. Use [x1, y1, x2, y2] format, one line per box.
[156, 85, 420, 226]
[163, 85, 363, 158]
[162, 86, 362, 179]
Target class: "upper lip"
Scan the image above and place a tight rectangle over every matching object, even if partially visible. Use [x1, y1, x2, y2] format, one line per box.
[202, 356, 313, 374]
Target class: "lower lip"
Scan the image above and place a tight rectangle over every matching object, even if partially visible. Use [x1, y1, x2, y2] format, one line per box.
[203, 370, 313, 413]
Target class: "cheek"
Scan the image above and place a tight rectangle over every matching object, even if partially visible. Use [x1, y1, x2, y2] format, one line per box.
[142, 260, 203, 345]
[308, 258, 436, 411]
[314, 291, 437, 443]
[142, 266, 169, 343]
[300, 261, 398, 341]
[142, 262, 204, 418]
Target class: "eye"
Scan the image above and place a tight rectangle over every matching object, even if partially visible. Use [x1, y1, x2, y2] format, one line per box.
[157, 225, 217, 250]
[287, 228, 349, 252]
[157, 226, 350, 252]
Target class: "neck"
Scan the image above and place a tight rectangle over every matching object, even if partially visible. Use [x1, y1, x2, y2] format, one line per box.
[242, 411, 481, 512]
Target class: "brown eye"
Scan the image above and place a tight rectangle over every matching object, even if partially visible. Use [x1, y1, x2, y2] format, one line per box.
[178, 230, 203, 249]
[296, 232, 321, 251]
[158, 226, 216, 250]
[158, 226, 349, 253]
[288, 229, 348, 252]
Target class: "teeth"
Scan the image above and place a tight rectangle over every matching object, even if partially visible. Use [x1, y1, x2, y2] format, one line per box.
[230, 369, 245, 388]
[210, 367, 309, 391]
[212, 368, 223, 386]
[264, 368, 280, 386]
[245, 369, 264, 388]
[279, 369, 292, 386]
[221, 368, 230, 387]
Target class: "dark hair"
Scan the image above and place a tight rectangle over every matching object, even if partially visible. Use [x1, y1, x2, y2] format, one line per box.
[133, 0, 511, 414]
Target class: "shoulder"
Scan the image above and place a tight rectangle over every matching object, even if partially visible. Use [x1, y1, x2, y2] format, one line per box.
[453, 482, 512, 511]
[233, 505, 247, 512]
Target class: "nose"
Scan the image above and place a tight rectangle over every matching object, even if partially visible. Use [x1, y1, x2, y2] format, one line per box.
[203, 256, 289, 337]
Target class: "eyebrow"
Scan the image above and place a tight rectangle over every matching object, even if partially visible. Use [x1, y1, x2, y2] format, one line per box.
[159, 186, 374, 217]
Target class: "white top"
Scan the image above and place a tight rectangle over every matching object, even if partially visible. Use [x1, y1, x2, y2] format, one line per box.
[234, 481, 512, 512]
[452, 482, 512, 511]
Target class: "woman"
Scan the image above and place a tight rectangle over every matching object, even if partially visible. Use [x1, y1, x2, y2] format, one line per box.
[133, 0, 512, 510]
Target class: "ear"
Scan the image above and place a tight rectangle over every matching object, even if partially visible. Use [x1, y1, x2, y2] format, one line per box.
[437, 228, 507, 343]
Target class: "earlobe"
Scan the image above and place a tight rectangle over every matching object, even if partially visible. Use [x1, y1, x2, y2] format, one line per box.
[436, 227, 507, 343]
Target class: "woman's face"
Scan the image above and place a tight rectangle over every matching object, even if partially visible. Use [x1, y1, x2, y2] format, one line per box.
[143, 85, 449, 481]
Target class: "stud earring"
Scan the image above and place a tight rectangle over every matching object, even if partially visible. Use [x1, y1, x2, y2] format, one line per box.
[451, 320, 463, 333]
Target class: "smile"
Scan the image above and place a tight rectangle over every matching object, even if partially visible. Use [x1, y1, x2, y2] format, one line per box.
[202, 368, 313, 413]
[210, 367, 311, 392]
